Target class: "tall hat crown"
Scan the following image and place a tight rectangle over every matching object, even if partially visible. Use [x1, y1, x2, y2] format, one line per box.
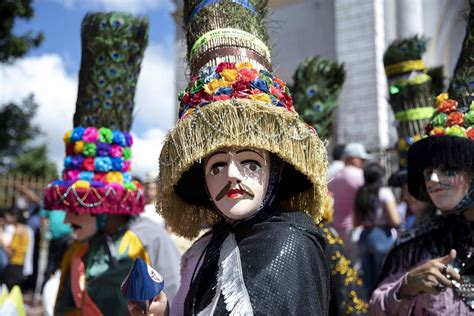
[383, 35, 440, 169]
[158, 0, 329, 239]
[43, 12, 148, 214]
[407, 0, 474, 201]
[292, 56, 345, 140]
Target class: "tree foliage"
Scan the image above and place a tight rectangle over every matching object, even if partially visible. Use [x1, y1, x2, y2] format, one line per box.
[0, 0, 44, 63]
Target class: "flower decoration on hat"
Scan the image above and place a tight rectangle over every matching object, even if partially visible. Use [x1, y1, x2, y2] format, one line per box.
[43, 12, 148, 215]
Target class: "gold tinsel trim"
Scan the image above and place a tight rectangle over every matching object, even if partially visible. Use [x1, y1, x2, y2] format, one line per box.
[157, 99, 329, 239]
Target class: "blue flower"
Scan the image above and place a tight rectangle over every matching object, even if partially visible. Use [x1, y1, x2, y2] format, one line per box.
[71, 127, 85, 141]
[250, 79, 269, 93]
[122, 172, 132, 183]
[259, 69, 274, 79]
[95, 157, 112, 172]
[64, 156, 73, 169]
[112, 130, 127, 146]
[78, 171, 94, 181]
[111, 157, 123, 171]
[215, 87, 233, 95]
[199, 66, 218, 83]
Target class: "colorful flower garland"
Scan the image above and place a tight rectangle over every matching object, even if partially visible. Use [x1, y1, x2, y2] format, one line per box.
[178, 61, 294, 119]
[426, 93, 474, 139]
[57, 126, 139, 191]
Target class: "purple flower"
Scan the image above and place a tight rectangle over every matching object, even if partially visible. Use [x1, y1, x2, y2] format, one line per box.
[123, 132, 133, 147]
[71, 155, 84, 169]
[96, 142, 111, 156]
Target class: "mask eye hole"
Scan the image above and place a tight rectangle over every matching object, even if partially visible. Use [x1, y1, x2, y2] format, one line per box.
[209, 162, 226, 176]
[242, 160, 261, 172]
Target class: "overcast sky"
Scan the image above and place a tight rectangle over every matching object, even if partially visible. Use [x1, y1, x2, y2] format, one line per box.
[1, 0, 178, 179]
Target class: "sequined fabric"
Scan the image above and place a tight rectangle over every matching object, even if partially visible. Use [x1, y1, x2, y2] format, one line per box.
[318, 223, 368, 315]
[184, 210, 330, 315]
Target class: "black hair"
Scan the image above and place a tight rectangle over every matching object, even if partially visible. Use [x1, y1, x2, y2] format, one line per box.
[354, 162, 386, 223]
[332, 144, 345, 161]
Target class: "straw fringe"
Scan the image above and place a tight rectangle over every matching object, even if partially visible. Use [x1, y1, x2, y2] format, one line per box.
[157, 99, 329, 239]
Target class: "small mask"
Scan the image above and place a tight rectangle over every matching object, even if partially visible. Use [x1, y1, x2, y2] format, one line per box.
[64, 212, 98, 241]
[424, 168, 471, 211]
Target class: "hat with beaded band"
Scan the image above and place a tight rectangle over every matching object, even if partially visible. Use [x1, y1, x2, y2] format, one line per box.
[157, 0, 330, 239]
[43, 12, 148, 215]
[407, 1, 474, 202]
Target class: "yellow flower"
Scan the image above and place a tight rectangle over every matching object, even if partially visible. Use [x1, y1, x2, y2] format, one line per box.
[220, 69, 237, 83]
[413, 134, 422, 143]
[236, 62, 254, 70]
[249, 93, 272, 104]
[436, 92, 449, 106]
[63, 130, 72, 144]
[106, 171, 124, 184]
[204, 79, 230, 94]
[73, 180, 90, 189]
[74, 141, 84, 154]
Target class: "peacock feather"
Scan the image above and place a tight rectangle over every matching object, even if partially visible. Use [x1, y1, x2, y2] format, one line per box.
[383, 35, 428, 71]
[73, 12, 148, 131]
[448, 0, 474, 109]
[427, 66, 446, 97]
[291, 56, 345, 140]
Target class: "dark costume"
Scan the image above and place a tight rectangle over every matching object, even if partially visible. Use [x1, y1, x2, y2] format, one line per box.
[370, 2, 474, 313]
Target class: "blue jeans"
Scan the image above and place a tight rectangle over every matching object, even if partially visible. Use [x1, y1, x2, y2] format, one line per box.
[358, 227, 395, 297]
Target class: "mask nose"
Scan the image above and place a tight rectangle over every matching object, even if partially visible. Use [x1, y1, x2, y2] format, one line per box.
[429, 171, 440, 183]
[227, 159, 243, 183]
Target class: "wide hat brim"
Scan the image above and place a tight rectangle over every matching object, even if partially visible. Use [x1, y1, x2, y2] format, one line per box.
[407, 135, 474, 201]
[157, 99, 329, 239]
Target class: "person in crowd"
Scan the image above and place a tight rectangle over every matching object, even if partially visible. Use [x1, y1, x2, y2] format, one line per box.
[42, 12, 181, 314]
[329, 142, 371, 257]
[370, 3, 473, 312]
[354, 162, 400, 296]
[129, 0, 331, 314]
[328, 144, 346, 180]
[0, 207, 30, 290]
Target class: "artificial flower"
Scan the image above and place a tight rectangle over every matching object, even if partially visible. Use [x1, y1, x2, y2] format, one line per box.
[437, 99, 458, 114]
[95, 157, 112, 172]
[214, 87, 233, 95]
[71, 127, 85, 141]
[66, 144, 74, 156]
[212, 95, 231, 102]
[236, 62, 254, 70]
[99, 127, 113, 143]
[78, 171, 94, 181]
[181, 92, 191, 105]
[250, 79, 269, 93]
[93, 172, 107, 182]
[435, 92, 449, 106]
[122, 172, 132, 183]
[237, 68, 258, 82]
[445, 125, 466, 137]
[123, 147, 132, 160]
[63, 130, 72, 144]
[467, 127, 474, 140]
[204, 79, 231, 95]
[249, 93, 272, 104]
[447, 112, 464, 127]
[112, 130, 127, 146]
[199, 66, 218, 83]
[122, 161, 131, 172]
[465, 111, 474, 126]
[106, 171, 124, 184]
[111, 157, 123, 171]
[122, 132, 133, 148]
[70, 156, 84, 169]
[110, 144, 123, 157]
[191, 91, 212, 106]
[216, 62, 235, 72]
[64, 156, 73, 169]
[82, 157, 95, 171]
[429, 127, 445, 136]
[83, 127, 99, 142]
[124, 182, 137, 190]
[96, 142, 111, 156]
[90, 180, 105, 188]
[83, 143, 97, 157]
[73, 180, 90, 189]
[65, 169, 80, 181]
[74, 141, 84, 154]
[190, 79, 205, 94]
[431, 113, 448, 127]
[220, 68, 238, 82]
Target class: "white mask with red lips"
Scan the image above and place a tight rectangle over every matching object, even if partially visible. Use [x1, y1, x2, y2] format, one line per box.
[204, 147, 271, 222]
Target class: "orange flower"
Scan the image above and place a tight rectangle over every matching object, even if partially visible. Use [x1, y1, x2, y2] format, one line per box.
[447, 112, 464, 127]
[437, 99, 458, 113]
[430, 127, 445, 136]
[467, 128, 474, 140]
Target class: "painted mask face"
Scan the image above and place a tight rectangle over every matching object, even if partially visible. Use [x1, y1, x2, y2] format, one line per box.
[424, 168, 471, 211]
[204, 147, 271, 221]
[64, 212, 98, 241]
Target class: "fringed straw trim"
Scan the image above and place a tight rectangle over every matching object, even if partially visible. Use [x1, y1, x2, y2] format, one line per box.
[157, 99, 329, 238]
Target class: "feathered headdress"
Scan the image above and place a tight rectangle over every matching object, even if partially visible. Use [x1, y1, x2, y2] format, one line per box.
[44, 12, 148, 215]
